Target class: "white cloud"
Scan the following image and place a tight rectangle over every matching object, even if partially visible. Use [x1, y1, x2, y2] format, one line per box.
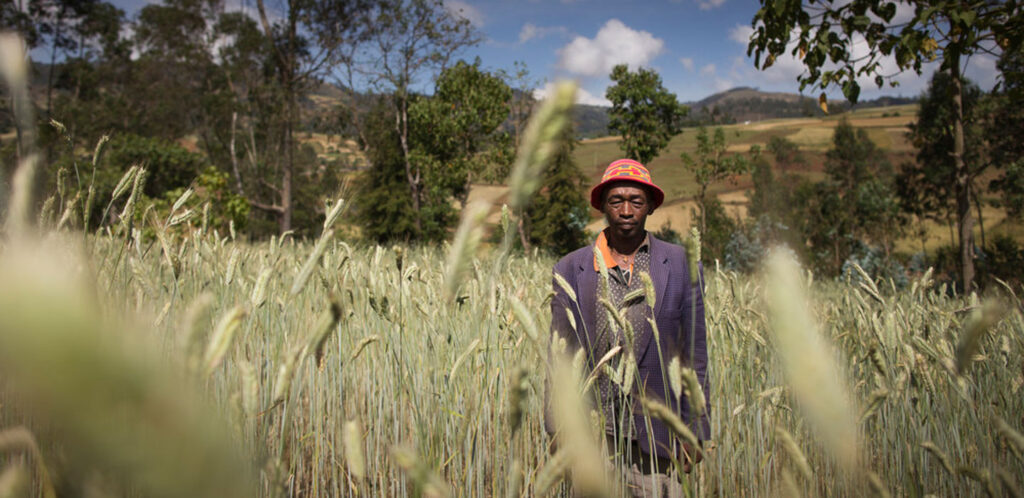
[698, 0, 726, 10]
[575, 87, 612, 106]
[680, 57, 694, 71]
[519, 23, 569, 44]
[534, 82, 612, 107]
[445, 0, 485, 28]
[713, 78, 735, 92]
[700, 63, 716, 76]
[557, 19, 664, 78]
[728, 24, 754, 45]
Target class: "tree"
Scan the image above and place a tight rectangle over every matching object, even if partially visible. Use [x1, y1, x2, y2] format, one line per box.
[340, 0, 478, 238]
[253, 0, 370, 233]
[31, 0, 101, 117]
[766, 135, 805, 175]
[900, 71, 984, 252]
[408, 59, 511, 209]
[748, 0, 1024, 291]
[825, 118, 901, 255]
[605, 64, 687, 165]
[525, 125, 589, 255]
[825, 117, 892, 194]
[681, 126, 750, 237]
[503, 60, 538, 149]
[989, 47, 1024, 219]
[356, 98, 453, 243]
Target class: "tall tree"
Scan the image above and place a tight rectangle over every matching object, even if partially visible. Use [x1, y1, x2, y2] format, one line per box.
[253, 0, 369, 233]
[605, 64, 687, 165]
[408, 58, 511, 209]
[900, 71, 984, 252]
[826, 118, 901, 255]
[680, 126, 750, 237]
[748, 0, 1024, 291]
[340, 0, 477, 238]
[525, 125, 589, 255]
[989, 46, 1024, 220]
[31, 0, 99, 117]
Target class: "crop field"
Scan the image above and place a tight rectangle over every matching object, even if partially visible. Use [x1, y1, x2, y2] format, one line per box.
[1, 218, 1022, 496]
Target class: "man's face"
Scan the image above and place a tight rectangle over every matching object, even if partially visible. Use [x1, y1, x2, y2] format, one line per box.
[602, 181, 652, 240]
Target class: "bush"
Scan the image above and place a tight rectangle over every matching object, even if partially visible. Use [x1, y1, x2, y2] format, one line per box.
[652, 223, 684, 246]
[724, 216, 789, 273]
[840, 241, 908, 290]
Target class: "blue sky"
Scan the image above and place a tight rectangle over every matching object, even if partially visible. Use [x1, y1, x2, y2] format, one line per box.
[106, 0, 1003, 107]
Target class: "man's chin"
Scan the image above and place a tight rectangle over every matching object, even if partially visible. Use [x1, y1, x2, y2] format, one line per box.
[609, 224, 642, 238]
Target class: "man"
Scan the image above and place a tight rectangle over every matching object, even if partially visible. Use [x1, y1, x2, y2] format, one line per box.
[546, 158, 709, 497]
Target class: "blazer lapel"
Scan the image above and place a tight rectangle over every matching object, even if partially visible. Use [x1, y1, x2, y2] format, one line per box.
[577, 251, 599, 351]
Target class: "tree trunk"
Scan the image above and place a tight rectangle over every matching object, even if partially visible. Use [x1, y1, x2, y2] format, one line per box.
[972, 183, 985, 250]
[518, 216, 531, 252]
[46, 16, 61, 119]
[229, 111, 244, 195]
[281, 96, 294, 233]
[396, 100, 422, 235]
[950, 62, 975, 293]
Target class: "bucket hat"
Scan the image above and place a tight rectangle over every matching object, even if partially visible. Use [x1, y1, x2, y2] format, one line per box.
[589, 158, 665, 210]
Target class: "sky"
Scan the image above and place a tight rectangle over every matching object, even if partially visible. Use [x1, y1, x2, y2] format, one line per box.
[105, 0, 1004, 107]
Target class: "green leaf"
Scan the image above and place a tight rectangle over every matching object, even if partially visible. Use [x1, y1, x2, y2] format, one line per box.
[842, 80, 861, 104]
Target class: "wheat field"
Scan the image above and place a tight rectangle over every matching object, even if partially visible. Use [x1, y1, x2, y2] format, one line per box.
[0, 225, 1022, 497]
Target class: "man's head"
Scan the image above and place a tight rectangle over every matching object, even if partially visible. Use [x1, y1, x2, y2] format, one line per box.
[590, 159, 664, 240]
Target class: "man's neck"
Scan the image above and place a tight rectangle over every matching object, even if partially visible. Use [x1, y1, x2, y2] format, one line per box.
[605, 229, 646, 255]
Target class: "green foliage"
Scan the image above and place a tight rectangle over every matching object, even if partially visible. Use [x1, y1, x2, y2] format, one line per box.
[840, 242, 908, 289]
[695, 197, 737, 265]
[149, 166, 251, 235]
[766, 135, 805, 175]
[989, 49, 1024, 219]
[825, 117, 892, 192]
[605, 64, 687, 164]
[932, 235, 1024, 289]
[724, 215, 788, 273]
[747, 1, 1022, 103]
[409, 58, 512, 204]
[356, 100, 454, 243]
[682, 126, 750, 240]
[102, 134, 205, 198]
[901, 72, 983, 205]
[525, 127, 589, 255]
[652, 223, 684, 246]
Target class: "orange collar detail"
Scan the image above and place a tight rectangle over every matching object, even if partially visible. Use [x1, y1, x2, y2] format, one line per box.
[593, 230, 648, 272]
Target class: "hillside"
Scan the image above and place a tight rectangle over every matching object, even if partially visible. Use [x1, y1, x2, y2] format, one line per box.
[687, 86, 917, 123]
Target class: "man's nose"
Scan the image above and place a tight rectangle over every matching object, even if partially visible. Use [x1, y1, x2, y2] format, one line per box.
[620, 203, 634, 217]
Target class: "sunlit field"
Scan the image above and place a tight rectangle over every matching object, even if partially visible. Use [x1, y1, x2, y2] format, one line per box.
[1, 224, 1022, 496]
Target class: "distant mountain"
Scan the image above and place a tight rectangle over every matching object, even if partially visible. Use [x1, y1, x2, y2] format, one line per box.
[685, 86, 917, 124]
[302, 83, 915, 139]
[572, 104, 610, 138]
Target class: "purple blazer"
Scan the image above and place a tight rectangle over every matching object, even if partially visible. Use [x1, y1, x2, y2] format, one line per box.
[546, 235, 710, 460]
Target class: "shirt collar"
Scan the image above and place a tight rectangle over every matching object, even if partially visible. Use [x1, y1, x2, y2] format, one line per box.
[593, 229, 649, 272]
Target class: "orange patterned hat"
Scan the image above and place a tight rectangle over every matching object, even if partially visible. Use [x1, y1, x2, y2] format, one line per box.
[590, 158, 664, 210]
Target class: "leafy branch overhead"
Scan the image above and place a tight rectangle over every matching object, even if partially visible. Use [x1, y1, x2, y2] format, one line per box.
[747, 0, 1023, 103]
